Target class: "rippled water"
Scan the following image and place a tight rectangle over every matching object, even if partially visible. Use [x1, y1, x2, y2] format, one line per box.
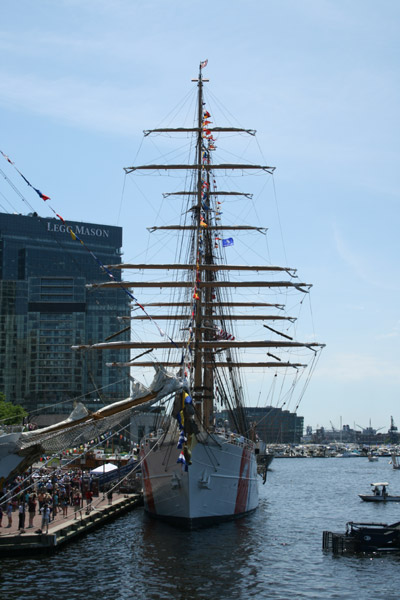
[2, 458, 400, 599]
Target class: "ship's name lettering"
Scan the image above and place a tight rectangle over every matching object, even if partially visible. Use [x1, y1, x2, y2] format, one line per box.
[47, 223, 110, 238]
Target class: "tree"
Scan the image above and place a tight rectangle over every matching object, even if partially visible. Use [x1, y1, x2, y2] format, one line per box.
[0, 393, 28, 426]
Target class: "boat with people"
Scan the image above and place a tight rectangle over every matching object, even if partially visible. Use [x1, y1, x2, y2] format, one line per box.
[359, 482, 400, 502]
[0, 62, 324, 527]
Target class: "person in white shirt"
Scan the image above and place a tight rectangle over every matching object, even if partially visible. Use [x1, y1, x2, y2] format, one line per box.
[40, 503, 51, 534]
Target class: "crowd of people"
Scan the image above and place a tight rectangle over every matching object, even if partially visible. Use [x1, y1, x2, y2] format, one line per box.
[0, 467, 96, 534]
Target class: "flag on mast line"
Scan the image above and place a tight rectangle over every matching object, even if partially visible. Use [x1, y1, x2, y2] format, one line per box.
[200, 59, 208, 69]
[222, 238, 234, 247]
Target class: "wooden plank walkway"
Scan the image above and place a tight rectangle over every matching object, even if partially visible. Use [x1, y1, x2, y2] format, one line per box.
[0, 492, 143, 556]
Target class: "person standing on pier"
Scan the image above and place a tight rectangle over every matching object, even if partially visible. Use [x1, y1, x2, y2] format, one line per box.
[62, 495, 69, 518]
[52, 490, 59, 518]
[37, 490, 45, 511]
[6, 500, 13, 528]
[18, 498, 26, 532]
[86, 489, 93, 510]
[40, 503, 51, 534]
[28, 494, 37, 528]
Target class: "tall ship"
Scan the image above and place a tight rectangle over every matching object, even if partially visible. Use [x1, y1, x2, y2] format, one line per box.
[0, 62, 324, 527]
[83, 62, 324, 526]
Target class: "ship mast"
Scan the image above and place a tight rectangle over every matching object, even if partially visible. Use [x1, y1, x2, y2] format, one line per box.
[74, 64, 325, 436]
[193, 64, 210, 425]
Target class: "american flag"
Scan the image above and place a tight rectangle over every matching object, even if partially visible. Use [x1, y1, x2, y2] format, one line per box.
[200, 59, 208, 69]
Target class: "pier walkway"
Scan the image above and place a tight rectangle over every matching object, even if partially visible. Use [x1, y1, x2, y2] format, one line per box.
[0, 492, 143, 556]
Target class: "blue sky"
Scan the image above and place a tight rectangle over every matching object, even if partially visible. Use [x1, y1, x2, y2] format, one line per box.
[0, 0, 399, 433]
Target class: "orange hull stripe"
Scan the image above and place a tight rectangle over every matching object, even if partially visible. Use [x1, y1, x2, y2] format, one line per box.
[234, 447, 251, 514]
[142, 457, 156, 513]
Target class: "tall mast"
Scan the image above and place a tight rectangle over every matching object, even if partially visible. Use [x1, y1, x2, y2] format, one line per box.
[76, 64, 325, 437]
[193, 63, 207, 423]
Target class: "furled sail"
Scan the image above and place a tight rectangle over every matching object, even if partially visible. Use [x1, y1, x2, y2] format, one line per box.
[0, 366, 185, 485]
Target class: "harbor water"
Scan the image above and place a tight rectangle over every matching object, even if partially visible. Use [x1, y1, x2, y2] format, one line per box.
[2, 457, 400, 599]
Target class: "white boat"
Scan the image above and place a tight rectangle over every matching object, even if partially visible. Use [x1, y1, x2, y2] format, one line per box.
[359, 482, 400, 502]
[336, 450, 360, 458]
[368, 453, 379, 462]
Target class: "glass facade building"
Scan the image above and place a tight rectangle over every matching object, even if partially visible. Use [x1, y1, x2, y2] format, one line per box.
[0, 212, 130, 417]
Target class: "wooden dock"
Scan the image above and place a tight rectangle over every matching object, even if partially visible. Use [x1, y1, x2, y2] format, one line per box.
[0, 493, 143, 556]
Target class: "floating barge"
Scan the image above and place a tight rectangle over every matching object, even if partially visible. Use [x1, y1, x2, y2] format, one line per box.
[323, 520, 400, 554]
[0, 493, 142, 557]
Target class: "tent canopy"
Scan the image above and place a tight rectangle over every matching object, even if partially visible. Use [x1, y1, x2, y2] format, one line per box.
[90, 463, 118, 474]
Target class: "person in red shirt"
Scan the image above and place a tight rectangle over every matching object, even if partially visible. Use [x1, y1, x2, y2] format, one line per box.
[86, 489, 93, 509]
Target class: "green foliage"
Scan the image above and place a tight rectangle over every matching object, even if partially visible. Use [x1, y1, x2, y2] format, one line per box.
[0, 395, 28, 426]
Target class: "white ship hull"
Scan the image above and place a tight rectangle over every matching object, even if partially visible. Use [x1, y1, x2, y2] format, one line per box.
[140, 431, 259, 527]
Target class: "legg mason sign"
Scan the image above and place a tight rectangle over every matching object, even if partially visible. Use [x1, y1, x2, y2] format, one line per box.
[47, 221, 110, 238]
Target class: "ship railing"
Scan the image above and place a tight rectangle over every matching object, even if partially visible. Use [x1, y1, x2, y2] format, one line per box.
[224, 432, 254, 451]
[140, 428, 167, 449]
[140, 428, 254, 451]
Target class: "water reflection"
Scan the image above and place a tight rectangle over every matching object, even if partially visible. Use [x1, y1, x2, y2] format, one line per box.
[122, 510, 263, 600]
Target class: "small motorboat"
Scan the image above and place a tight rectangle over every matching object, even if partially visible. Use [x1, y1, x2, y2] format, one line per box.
[359, 482, 400, 502]
[367, 453, 379, 462]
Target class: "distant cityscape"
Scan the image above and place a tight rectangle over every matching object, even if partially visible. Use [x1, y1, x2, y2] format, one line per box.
[304, 417, 399, 446]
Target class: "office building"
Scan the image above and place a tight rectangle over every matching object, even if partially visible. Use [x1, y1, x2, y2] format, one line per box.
[218, 406, 304, 444]
[0, 212, 130, 420]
